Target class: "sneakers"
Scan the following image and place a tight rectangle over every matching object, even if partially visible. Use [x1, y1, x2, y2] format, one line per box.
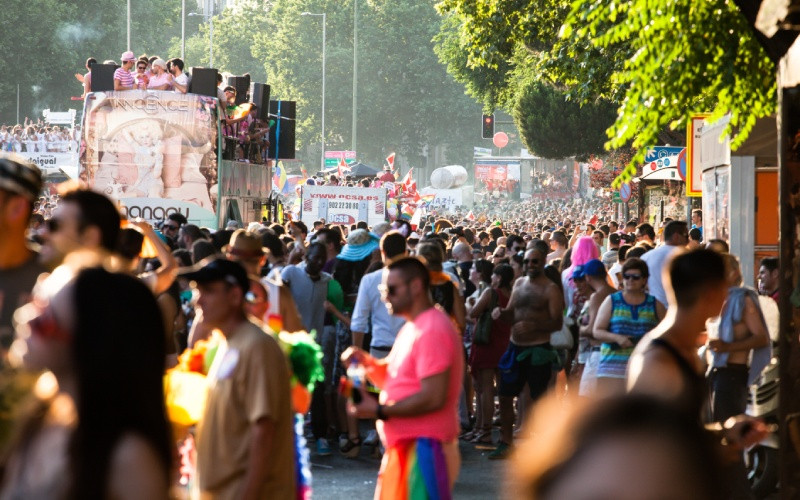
[316, 438, 332, 456]
[364, 430, 380, 447]
[487, 441, 512, 460]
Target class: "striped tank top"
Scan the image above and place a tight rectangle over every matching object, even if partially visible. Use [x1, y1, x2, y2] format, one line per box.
[597, 292, 659, 379]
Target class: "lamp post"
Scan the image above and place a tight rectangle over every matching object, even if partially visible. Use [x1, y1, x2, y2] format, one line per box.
[188, 11, 214, 66]
[301, 12, 327, 173]
[127, 0, 131, 50]
[181, 0, 185, 59]
[352, 0, 358, 153]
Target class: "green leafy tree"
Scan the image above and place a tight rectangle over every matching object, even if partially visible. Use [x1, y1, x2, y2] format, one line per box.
[254, 0, 483, 168]
[436, 0, 776, 184]
[561, 0, 775, 184]
[512, 75, 616, 160]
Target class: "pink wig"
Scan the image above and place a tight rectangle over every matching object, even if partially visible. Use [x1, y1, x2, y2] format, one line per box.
[566, 236, 601, 278]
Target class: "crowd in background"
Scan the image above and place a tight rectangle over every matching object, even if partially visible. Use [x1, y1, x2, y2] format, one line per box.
[0, 150, 782, 498]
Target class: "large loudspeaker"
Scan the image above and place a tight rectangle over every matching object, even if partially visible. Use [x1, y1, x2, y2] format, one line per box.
[189, 67, 218, 97]
[91, 64, 117, 92]
[268, 100, 296, 160]
[249, 83, 271, 121]
[227, 75, 250, 105]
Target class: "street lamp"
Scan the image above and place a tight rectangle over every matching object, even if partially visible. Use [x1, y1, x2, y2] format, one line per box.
[127, 0, 131, 50]
[188, 11, 214, 67]
[301, 12, 327, 173]
[352, 0, 358, 153]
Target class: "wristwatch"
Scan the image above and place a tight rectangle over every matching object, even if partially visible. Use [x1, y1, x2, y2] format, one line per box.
[377, 404, 390, 421]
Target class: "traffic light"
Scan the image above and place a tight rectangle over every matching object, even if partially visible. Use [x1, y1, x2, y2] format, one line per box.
[482, 114, 495, 139]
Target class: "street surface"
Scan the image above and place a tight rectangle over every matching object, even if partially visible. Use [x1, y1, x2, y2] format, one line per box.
[311, 430, 505, 498]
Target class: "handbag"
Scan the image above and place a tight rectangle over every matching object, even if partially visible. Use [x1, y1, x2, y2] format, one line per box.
[550, 320, 574, 350]
[473, 289, 497, 346]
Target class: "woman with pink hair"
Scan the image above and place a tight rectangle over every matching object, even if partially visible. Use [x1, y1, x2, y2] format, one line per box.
[561, 236, 601, 385]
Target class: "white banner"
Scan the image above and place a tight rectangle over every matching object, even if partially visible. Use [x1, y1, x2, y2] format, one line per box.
[300, 186, 387, 227]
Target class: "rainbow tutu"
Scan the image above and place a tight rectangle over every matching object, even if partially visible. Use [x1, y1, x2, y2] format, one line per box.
[378, 437, 451, 500]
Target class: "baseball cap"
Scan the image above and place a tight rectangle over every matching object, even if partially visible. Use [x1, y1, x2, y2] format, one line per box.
[583, 259, 607, 278]
[0, 153, 43, 201]
[180, 257, 249, 293]
[121, 51, 136, 62]
[151, 58, 166, 69]
[571, 265, 586, 280]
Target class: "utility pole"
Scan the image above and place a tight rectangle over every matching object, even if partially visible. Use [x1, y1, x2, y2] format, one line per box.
[352, 0, 358, 153]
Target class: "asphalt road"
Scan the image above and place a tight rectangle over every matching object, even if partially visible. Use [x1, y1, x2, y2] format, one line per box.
[310, 430, 505, 499]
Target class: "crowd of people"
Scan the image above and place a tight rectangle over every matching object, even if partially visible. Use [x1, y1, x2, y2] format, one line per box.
[0, 151, 782, 499]
[0, 119, 78, 154]
[78, 52, 192, 96]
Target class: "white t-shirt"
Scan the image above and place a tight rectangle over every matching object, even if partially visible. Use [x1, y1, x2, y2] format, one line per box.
[608, 261, 623, 289]
[173, 72, 188, 92]
[640, 244, 682, 307]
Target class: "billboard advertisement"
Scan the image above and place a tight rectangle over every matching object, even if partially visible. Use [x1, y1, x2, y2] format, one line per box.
[300, 185, 387, 227]
[80, 91, 219, 226]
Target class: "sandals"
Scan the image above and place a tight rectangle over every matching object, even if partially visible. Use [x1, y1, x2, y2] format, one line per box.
[340, 435, 362, 459]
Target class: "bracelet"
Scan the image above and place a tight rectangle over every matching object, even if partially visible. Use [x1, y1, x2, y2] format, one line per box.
[377, 404, 390, 421]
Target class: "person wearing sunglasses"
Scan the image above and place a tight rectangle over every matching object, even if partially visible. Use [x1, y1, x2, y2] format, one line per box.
[592, 258, 665, 396]
[0, 154, 46, 350]
[489, 245, 565, 459]
[342, 256, 464, 498]
[3, 261, 171, 499]
[39, 188, 120, 268]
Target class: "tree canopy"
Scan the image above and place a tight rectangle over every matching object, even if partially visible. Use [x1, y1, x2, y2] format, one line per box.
[436, 0, 776, 183]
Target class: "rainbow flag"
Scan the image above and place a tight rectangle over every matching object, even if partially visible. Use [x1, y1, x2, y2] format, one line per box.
[377, 438, 451, 500]
[418, 193, 435, 206]
[273, 161, 288, 194]
[401, 203, 416, 220]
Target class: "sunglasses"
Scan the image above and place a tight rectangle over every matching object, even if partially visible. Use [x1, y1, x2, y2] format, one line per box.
[379, 283, 404, 297]
[163, 224, 179, 231]
[137, 66, 147, 70]
[523, 259, 540, 265]
[623, 274, 644, 280]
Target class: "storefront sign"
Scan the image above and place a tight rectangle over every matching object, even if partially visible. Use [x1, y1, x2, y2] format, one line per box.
[686, 113, 710, 197]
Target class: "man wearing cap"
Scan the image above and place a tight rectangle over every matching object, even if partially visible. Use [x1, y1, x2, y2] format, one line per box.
[224, 229, 303, 333]
[114, 51, 136, 91]
[184, 258, 296, 499]
[575, 259, 618, 397]
[0, 154, 46, 348]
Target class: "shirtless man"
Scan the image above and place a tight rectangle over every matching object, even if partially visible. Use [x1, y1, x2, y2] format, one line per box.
[627, 250, 766, 498]
[707, 254, 771, 423]
[489, 247, 564, 459]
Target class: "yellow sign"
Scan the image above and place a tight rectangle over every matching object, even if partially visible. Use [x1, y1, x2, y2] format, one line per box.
[686, 113, 709, 197]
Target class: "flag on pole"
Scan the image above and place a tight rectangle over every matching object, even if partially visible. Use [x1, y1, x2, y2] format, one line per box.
[401, 203, 416, 220]
[274, 161, 288, 194]
[386, 152, 396, 170]
[588, 214, 598, 226]
[338, 157, 349, 178]
[418, 193, 435, 205]
[409, 204, 423, 229]
[399, 168, 416, 194]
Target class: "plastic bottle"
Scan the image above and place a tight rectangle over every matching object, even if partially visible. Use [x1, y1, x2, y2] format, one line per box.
[347, 359, 365, 404]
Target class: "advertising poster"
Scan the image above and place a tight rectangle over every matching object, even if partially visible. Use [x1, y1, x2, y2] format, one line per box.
[81, 91, 219, 225]
[301, 186, 387, 227]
